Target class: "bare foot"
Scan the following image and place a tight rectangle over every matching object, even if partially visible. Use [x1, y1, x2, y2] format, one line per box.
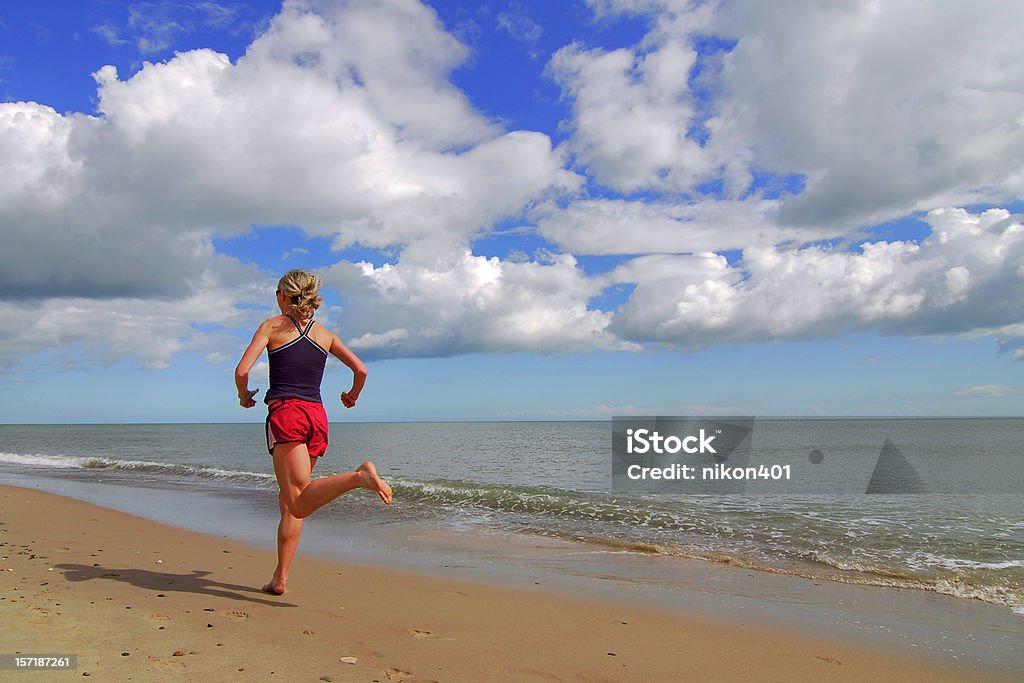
[357, 461, 393, 505]
[261, 577, 286, 595]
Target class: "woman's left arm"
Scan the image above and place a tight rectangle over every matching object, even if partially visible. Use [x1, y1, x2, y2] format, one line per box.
[329, 333, 367, 408]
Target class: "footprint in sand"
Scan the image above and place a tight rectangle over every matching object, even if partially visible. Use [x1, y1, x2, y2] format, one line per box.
[407, 629, 454, 641]
[383, 668, 413, 681]
[146, 614, 172, 622]
[223, 610, 248, 619]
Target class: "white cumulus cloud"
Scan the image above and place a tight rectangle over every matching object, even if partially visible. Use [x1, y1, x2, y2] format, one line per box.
[608, 208, 1024, 347]
[324, 249, 622, 358]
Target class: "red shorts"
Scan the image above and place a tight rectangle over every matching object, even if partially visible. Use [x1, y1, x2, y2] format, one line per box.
[266, 399, 329, 458]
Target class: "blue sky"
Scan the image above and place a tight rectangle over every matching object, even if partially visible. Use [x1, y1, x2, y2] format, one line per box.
[1, 0, 1022, 423]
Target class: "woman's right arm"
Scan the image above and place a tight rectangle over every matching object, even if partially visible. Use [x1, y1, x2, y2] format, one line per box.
[235, 322, 271, 408]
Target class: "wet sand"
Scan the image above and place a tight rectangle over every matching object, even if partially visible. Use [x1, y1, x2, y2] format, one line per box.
[0, 484, 1012, 681]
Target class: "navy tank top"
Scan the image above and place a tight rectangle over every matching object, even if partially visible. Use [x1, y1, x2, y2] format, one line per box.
[265, 315, 328, 404]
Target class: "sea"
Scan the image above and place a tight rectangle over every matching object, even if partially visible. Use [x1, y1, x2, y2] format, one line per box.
[2, 418, 1022, 672]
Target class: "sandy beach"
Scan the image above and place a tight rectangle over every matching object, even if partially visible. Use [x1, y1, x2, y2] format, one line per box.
[1, 484, 1015, 681]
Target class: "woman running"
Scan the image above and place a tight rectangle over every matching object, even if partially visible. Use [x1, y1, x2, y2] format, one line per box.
[234, 269, 392, 595]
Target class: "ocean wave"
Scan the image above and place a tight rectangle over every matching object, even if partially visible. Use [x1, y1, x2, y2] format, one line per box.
[805, 550, 921, 581]
[518, 525, 1024, 613]
[910, 553, 1024, 571]
[933, 578, 1024, 612]
[0, 452, 84, 468]
[0, 451, 274, 484]
[391, 478, 706, 531]
[390, 478, 1024, 613]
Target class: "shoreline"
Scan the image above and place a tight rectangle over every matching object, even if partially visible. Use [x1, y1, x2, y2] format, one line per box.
[2, 483, 1017, 681]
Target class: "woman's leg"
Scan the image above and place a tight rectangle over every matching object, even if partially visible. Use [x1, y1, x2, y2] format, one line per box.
[272, 442, 392, 520]
[263, 442, 392, 594]
[263, 455, 318, 595]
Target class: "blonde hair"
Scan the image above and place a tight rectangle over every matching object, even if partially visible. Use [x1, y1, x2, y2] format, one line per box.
[277, 269, 323, 319]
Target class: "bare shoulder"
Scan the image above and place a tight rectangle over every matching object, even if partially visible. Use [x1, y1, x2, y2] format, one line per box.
[253, 316, 280, 336]
[309, 320, 340, 349]
[263, 315, 290, 331]
[263, 315, 299, 347]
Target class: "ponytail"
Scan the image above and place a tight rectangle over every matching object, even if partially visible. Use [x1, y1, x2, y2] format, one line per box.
[277, 270, 323, 318]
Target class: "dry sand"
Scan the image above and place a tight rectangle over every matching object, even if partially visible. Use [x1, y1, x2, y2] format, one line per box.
[0, 484, 1011, 681]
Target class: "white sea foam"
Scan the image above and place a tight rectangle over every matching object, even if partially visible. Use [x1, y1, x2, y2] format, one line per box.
[934, 578, 1024, 609]
[911, 551, 1024, 571]
[0, 451, 273, 482]
[0, 452, 85, 468]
